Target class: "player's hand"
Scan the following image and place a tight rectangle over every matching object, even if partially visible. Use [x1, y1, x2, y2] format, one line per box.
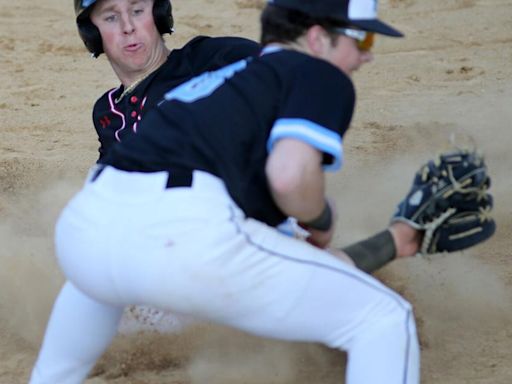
[305, 226, 335, 249]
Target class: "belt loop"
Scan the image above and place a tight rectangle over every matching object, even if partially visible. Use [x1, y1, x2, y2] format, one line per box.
[166, 169, 193, 188]
[90, 164, 106, 182]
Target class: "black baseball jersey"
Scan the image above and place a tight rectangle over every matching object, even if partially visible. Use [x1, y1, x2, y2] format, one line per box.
[91, 36, 260, 161]
[103, 48, 356, 226]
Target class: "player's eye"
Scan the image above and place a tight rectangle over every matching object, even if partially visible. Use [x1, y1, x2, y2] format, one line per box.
[133, 8, 144, 16]
[104, 13, 117, 22]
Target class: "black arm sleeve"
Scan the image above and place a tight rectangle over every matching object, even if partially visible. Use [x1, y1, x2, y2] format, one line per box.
[342, 230, 397, 273]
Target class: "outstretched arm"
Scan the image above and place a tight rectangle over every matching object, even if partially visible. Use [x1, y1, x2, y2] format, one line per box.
[328, 222, 422, 273]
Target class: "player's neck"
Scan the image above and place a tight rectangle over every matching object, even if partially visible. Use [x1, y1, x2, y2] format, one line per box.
[115, 72, 153, 103]
[115, 46, 170, 88]
[114, 47, 170, 103]
[270, 37, 312, 57]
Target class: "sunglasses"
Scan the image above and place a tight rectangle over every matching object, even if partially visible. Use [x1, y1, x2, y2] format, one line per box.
[333, 28, 375, 52]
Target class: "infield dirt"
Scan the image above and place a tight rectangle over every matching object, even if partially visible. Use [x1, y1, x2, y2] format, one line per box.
[1, 0, 511, 383]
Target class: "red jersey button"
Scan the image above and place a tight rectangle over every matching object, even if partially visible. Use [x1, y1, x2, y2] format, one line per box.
[130, 96, 138, 104]
[131, 111, 137, 118]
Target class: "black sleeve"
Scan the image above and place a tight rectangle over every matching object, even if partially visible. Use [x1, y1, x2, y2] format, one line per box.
[279, 58, 355, 137]
[267, 57, 356, 171]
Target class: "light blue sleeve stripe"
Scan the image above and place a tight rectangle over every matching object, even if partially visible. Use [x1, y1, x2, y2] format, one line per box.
[267, 118, 344, 172]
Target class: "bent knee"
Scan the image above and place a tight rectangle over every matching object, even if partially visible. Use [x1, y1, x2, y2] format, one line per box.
[326, 292, 417, 351]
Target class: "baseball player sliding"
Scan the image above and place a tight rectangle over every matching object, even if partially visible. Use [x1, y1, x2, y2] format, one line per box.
[30, 0, 495, 383]
[75, 0, 260, 332]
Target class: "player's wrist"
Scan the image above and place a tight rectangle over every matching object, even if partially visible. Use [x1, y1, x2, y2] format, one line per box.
[300, 201, 333, 232]
[389, 222, 422, 258]
[341, 230, 396, 273]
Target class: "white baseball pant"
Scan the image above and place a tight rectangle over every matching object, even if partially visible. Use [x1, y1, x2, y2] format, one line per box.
[30, 166, 420, 384]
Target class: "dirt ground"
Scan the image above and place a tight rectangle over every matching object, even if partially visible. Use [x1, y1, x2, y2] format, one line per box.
[1, 0, 511, 383]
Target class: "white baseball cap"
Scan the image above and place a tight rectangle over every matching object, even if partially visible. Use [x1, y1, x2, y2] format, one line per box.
[268, 0, 403, 37]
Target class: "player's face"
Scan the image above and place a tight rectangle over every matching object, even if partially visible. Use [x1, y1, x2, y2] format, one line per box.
[323, 35, 374, 76]
[91, 0, 168, 82]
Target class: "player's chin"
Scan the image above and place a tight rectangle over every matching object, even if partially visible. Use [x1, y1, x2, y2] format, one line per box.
[343, 62, 363, 76]
[123, 57, 149, 72]
[121, 48, 148, 64]
[353, 54, 373, 72]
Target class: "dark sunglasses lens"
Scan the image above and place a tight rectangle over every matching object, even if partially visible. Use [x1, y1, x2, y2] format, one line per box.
[358, 33, 374, 51]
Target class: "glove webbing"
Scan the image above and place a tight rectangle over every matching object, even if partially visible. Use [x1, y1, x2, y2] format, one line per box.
[419, 207, 456, 255]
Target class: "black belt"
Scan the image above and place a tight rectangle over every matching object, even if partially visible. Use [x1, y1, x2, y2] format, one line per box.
[91, 165, 193, 189]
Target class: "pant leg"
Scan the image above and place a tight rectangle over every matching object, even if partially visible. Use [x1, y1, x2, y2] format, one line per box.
[239, 234, 420, 384]
[346, 309, 419, 384]
[244, 219, 420, 384]
[233, 260, 420, 384]
[162, 216, 420, 384]
[29, 281, 123, 384]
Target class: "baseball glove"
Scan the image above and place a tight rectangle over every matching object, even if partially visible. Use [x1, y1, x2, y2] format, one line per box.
[392, 148, 496, 255]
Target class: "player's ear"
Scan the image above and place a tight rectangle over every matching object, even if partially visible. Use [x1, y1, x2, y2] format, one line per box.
[305, 25, 331, 57]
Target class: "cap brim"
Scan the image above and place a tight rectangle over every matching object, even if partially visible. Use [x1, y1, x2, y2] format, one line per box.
[350, 19, 404, 37]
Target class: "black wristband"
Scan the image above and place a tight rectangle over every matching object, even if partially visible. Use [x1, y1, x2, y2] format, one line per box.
[342, 230, 397, 273]
[301, 202, 333, 231]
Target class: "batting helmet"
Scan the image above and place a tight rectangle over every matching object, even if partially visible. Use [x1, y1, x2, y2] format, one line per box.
[74, 0, 174, 57]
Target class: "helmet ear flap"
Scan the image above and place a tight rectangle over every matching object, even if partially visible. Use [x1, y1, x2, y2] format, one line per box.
[153, 0, 174, 35]
[77, 18, 104, 58]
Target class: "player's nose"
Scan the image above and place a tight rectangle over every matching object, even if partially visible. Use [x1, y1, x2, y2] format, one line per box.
[121, 14, 135, 34]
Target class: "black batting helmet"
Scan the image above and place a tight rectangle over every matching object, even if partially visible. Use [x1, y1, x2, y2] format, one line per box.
[74, 0, 174, 57]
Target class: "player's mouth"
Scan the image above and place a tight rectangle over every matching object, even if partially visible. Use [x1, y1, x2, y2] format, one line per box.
[124, 43, 143, 53]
